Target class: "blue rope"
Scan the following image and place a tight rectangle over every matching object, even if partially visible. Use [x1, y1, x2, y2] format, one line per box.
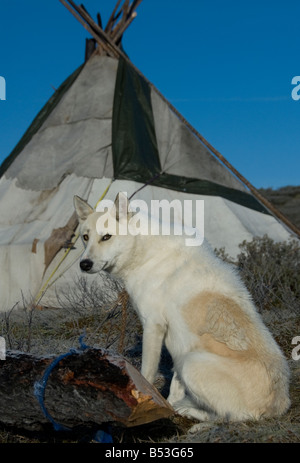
[78, 332, 89, 350]
[34, 349, 77, 432]
[33, 334, 113, 442]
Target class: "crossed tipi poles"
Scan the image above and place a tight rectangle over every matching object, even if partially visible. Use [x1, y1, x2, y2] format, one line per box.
[59, 0, 143, 58]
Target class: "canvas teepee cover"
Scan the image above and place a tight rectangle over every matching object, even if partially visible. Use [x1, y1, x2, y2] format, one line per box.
[0, 0, 296, 312]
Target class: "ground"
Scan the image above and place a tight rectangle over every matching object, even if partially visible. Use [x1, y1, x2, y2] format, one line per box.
[0, 226, 299, 443]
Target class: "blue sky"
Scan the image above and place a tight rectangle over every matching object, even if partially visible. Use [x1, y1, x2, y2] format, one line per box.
[0, 0, 299, 188]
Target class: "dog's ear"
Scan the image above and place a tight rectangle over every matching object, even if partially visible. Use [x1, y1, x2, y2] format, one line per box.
[114, 192, 130, 222]
[73, 196, 94, 223]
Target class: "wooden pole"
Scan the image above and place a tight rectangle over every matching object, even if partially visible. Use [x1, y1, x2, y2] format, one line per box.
[59, 0, 109, 53]
[66, 0, 121, 56]
[121, 0, 131, 20]
[128, 0, 144, 17]
[59, 0, 118, 57]
[108, 0, 130, 42]
[105, 0, 123, 33]
[112, 12, 137, 44]
[97, 12, 102, 29]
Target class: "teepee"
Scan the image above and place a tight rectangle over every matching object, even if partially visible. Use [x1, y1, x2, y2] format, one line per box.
[0, 0, 297, 312]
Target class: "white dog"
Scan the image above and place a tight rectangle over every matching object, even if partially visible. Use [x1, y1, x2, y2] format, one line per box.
[74, 193, 290, 422]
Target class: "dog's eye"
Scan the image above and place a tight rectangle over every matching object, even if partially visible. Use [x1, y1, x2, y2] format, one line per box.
[102, 234, 112, 242]
[83, 234, 89, 242]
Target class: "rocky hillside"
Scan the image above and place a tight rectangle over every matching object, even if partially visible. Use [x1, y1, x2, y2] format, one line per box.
[258, 185, 300, 230]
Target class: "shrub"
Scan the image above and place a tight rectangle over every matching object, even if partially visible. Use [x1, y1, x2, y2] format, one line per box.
[216, 235, 300, 313]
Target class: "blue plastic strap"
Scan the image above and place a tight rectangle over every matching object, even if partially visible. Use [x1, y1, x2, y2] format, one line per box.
[34, 349, 77, 431]
[33, 335, 113, 442]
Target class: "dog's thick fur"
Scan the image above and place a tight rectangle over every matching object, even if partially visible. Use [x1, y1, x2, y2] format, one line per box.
[74, 193, 290, 422]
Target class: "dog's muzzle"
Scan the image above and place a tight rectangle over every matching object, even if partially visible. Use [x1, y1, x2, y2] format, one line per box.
[80, 259, 94, 272]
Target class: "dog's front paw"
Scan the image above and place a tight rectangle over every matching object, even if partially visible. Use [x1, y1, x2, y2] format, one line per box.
[172, 399, 212, 422]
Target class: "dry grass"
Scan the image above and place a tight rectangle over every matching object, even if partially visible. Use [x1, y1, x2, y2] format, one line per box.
[0, 236, 299, 443]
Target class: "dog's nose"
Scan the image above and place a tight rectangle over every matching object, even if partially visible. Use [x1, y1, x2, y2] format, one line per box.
[80, 259, 93, 272]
